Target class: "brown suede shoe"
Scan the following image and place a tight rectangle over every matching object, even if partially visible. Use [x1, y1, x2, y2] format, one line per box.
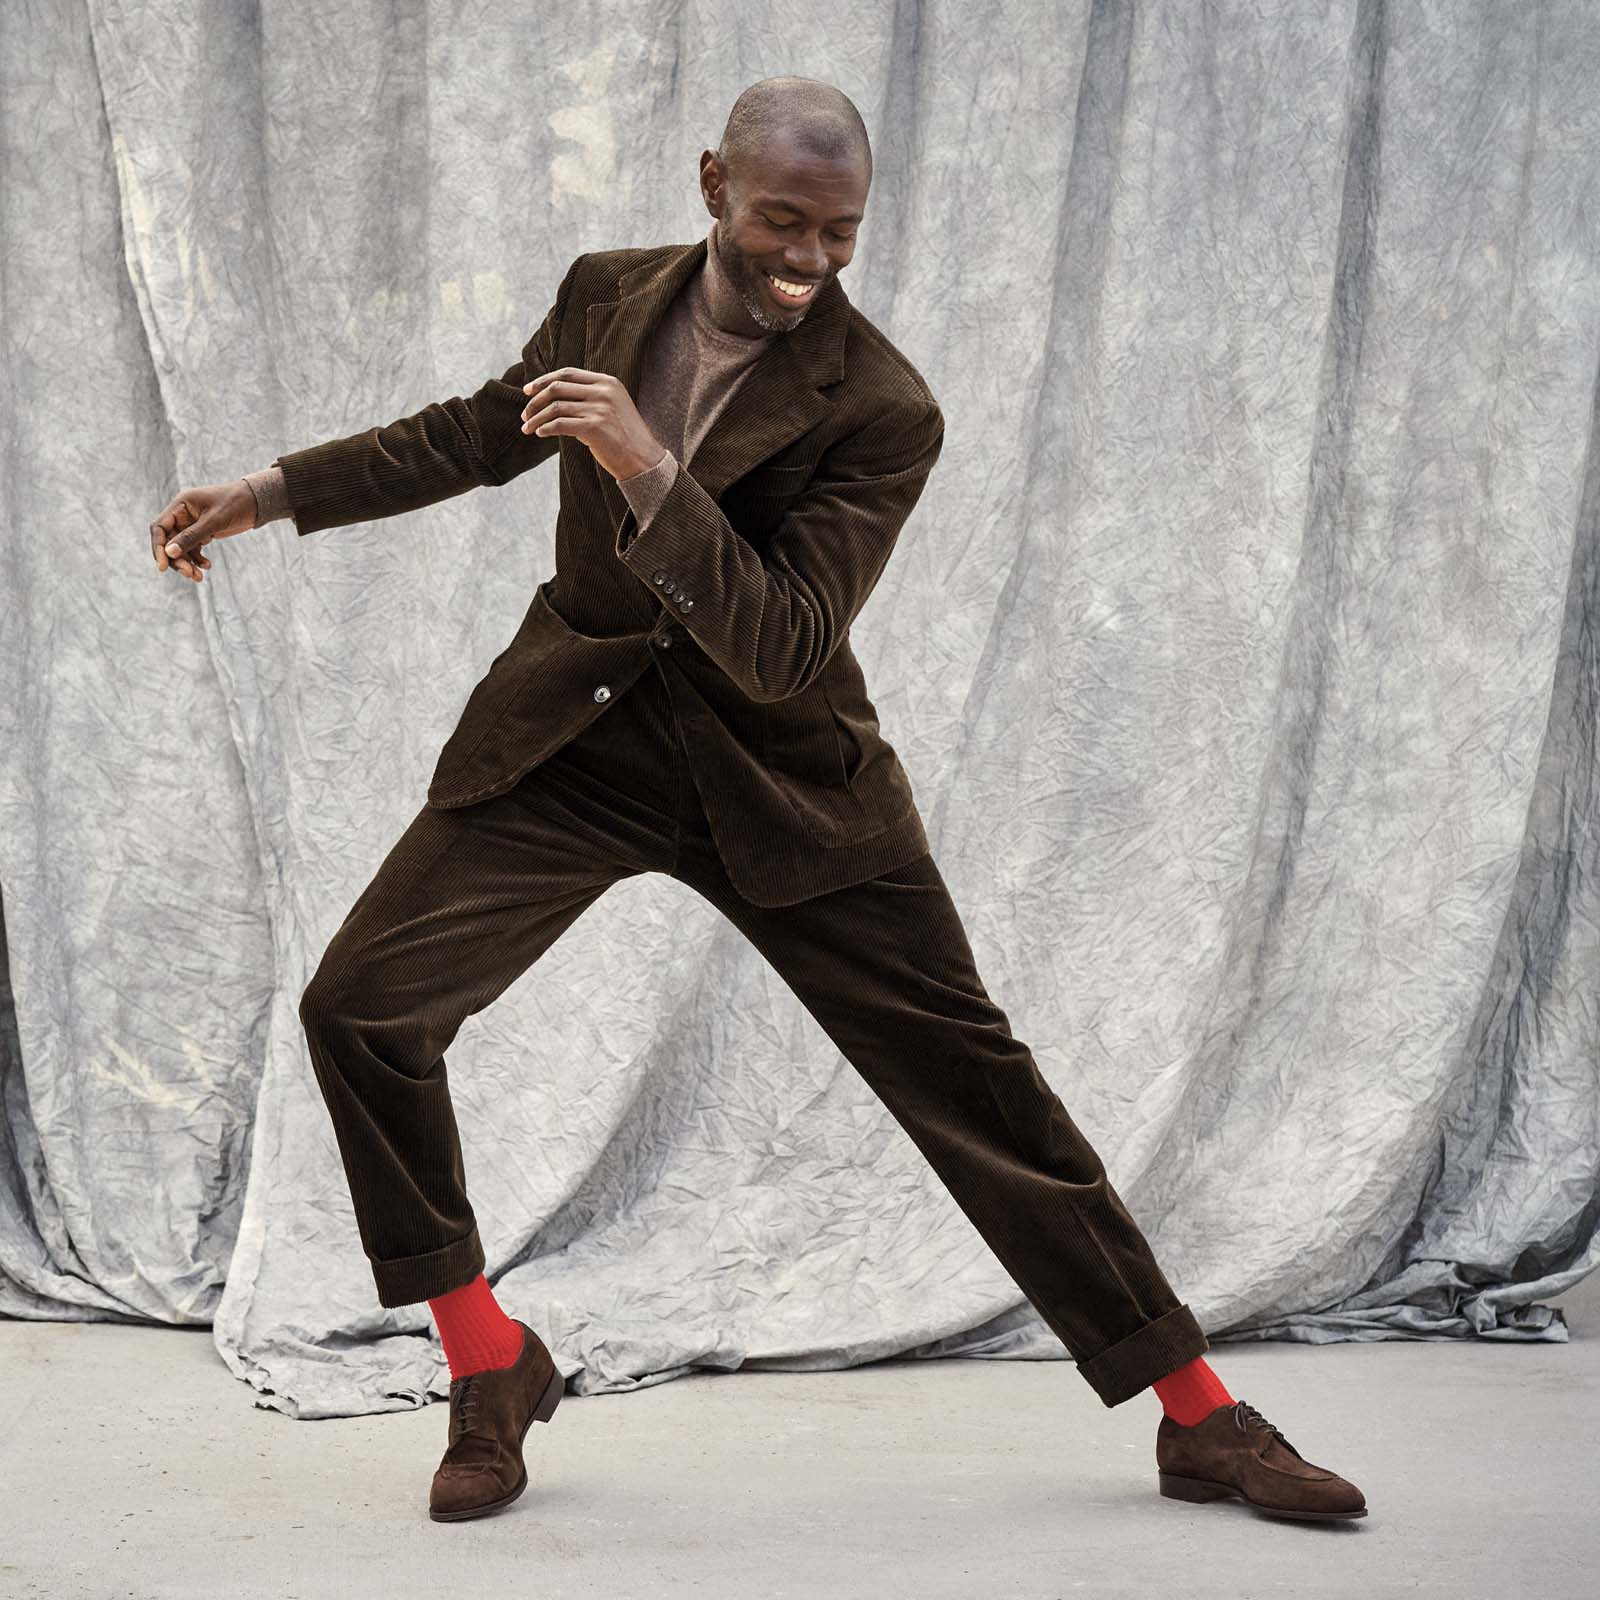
[1156, 1399, 1368, 1521]
[428, 1320, 564, 1522]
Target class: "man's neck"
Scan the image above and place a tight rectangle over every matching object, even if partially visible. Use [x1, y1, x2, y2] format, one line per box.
[698, 224, 774, 341]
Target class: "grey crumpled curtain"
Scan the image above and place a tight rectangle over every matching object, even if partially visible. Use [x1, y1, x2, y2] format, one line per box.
[2, 0, 1596, 1420]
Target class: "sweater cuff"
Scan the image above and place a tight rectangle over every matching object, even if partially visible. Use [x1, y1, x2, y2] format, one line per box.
[615, 446, 678, 531]
[241, 464, 292, 527]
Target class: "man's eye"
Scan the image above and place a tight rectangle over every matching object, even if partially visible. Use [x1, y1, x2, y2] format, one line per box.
[759, 215, 855, 242]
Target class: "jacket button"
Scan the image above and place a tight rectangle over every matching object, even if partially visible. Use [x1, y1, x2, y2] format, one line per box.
[680, 598, 694, 612]
[652, 569, 668, 585]
[593, 684, 611, 702]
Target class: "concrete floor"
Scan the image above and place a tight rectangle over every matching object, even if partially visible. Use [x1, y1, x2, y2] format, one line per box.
[2, 1276, 1595, 1600]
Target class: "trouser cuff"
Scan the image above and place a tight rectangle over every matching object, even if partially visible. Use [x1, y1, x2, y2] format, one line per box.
[370, 1226, 487, 1308]
[1075, 1302, 1211, 1408]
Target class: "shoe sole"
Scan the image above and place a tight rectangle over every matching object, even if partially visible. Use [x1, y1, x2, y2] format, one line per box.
[1158, 1470, 1368, 1521]
[429, 1361, 565, 1523]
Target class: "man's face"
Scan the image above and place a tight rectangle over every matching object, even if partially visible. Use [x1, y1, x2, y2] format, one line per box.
[701, 137, 869, 333]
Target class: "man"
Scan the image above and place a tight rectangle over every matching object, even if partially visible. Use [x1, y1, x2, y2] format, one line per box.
[150, 76, 1367, 1527]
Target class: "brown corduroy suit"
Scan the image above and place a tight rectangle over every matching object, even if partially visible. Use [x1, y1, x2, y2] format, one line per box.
[288, 239, 1211, 1407]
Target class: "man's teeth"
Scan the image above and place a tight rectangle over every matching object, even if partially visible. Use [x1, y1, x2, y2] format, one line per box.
[768, 272, 815, 296]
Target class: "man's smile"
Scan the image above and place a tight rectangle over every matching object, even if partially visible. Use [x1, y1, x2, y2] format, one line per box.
[763, 270, 820, 307]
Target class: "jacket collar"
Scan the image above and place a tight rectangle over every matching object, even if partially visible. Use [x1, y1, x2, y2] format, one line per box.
[583, 235, 846, 514]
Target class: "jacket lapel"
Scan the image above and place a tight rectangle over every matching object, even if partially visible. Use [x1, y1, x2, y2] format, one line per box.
[583, 237, 847, 524]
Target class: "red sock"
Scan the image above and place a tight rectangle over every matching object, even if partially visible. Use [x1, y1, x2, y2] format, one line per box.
[428, 1273, 525, 1380]
[1151, 1356, 1234, 1425]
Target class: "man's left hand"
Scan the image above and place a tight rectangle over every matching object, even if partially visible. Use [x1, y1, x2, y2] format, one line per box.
[521, 367, 664, 482]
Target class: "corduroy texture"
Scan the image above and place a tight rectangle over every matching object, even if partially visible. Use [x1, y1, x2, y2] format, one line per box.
[241, 218, 763, 537]
[298, 664, 1210, 1409]
[271, 237, 944, 908]
[610, 214, 781, 531]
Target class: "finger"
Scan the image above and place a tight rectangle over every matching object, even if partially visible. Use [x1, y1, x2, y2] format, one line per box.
[163, 515, 217, 562]
[523, 401, 590, 436]
[150, 503, 184, 567]
[524, 366, 581, 389]
[520, 375, 573, 417]
[160, 503, 197, 569]
[521, 368, 600, 407]
[522, 396, 559, 433]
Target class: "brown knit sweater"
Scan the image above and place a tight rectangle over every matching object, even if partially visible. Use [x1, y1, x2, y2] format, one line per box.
[242, 221, 776, 535]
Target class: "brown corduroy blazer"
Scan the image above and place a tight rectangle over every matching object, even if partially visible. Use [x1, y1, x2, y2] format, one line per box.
[274, 236, 945, 907]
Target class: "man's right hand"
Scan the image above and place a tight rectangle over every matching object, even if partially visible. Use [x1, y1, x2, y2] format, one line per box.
[150, 480, 259, 582]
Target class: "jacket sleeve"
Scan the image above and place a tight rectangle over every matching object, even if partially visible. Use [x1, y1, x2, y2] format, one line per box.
[274, 254, 585, 536]
[614, 396, 943, 703]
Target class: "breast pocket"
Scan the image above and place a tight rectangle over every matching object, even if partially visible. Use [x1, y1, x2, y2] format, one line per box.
[744, 462, 814, 496]
[732, 462, 816, 513]
[722, 462, 815, 543]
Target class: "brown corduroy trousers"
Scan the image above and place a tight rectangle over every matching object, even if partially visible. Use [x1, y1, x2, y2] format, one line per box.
[298, 654, 1210, 1408]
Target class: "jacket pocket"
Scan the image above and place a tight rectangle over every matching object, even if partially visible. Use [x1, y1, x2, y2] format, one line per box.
[761, 682, 889, 845]
[438, 580, 567, 761]
[740, 460, 815, 497]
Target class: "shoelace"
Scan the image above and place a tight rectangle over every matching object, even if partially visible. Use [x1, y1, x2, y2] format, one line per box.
[1234, 1399, 1297, 1455]
[449, 1373, 481, 1440]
